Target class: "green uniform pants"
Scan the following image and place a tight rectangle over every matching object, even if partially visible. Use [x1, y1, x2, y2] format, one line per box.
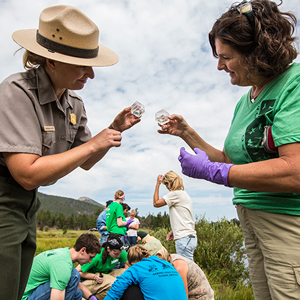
[0, 176, 40, 300]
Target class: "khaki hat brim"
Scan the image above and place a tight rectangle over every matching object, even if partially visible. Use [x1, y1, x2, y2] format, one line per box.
[12, 29, 119, 67]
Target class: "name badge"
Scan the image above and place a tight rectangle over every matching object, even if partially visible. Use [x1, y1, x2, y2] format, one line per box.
[44, 126, 55, 132]
[111, 259, 118, 264]
[70, 113, 76, 125]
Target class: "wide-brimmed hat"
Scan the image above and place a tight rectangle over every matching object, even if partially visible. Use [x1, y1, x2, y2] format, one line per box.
[12, 5, 119, 67]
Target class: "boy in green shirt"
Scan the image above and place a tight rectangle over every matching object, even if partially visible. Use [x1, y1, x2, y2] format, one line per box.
[23, 233, 101, 300]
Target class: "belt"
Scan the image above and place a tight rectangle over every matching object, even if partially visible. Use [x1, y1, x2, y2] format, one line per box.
[0, 165, 11, 178]
[109, 233, 124, 237]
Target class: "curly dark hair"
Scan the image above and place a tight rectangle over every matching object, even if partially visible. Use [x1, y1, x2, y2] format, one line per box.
[209, 0, 298, 79]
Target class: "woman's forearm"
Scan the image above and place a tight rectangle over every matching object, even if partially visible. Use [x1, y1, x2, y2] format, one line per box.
[4, 129, 121, 190]
[229, 144, 300, 192]
[129, 224, 139, 230]
[180, 126, 228, 163]
[4, 142, 97, 190]
[153, 183, 161, 207]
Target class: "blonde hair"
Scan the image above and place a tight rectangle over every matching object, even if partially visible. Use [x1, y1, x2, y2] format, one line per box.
[114, 190, 124, 201]
[23, 50, 46, 70]
[162, 171, 184, 191]
[142, 235, 156, 244]
[127, 245, 151, 265]
[156, 246, 170, 261]
[130, 209, 136, 216]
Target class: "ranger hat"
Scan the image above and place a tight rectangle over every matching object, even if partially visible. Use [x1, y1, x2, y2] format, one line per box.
[12, 5, 119, 67]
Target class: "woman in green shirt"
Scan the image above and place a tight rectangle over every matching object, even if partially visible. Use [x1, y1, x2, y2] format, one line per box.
[158, 1, 300, 299]
[76, 236, 127, 300]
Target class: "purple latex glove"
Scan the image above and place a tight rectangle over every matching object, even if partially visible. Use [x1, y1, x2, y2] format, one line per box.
[89, 296, 97, 300]
[178, 147, 233, 187]
[125, 218, 133, 229]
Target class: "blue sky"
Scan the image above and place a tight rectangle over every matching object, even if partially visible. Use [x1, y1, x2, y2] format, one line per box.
[0, 0, 299, 221]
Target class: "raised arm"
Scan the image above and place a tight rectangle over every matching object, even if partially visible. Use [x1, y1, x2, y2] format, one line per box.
[158, 114, 230, 163]
[81, 106, 141, 169]
[153, 175, 167, 208]
[108, 106, 141, 133]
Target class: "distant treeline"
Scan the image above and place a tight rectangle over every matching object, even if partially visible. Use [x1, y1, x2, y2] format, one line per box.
[37, 208, 172, 231]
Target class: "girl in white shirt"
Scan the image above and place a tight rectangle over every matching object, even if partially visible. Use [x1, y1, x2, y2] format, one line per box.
[153, 171, 197, 261]
[126, 210, 140, 246]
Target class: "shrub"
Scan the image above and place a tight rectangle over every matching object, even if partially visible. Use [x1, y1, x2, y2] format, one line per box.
[62, 226, 68, 235]
[151, 227, 175, 254]
[194, 216, 249, 285]
[150, 217, 249, 286]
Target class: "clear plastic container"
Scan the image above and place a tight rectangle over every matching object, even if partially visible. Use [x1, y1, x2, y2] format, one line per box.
[155, 109, 170, 125]
[131, 101, 145, 118]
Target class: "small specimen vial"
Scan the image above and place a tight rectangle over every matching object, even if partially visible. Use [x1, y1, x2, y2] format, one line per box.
[155, 109, 170, 125]
[131, 101, 145, 118]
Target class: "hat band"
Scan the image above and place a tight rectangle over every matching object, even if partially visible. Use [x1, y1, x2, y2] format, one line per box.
[36, 31, 99, 59]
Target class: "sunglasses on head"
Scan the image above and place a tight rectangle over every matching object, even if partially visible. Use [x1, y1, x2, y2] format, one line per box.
[237, 0, 283, 26]
[237, 0, 254, 25]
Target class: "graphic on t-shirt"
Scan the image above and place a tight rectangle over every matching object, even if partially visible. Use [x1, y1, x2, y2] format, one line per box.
[149, 264, 158, 272]
[162, 264, 172, 270]
[242, 99, 278, 162]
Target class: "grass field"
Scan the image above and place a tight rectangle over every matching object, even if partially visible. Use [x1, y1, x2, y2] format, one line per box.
[36, 229, 99, 256]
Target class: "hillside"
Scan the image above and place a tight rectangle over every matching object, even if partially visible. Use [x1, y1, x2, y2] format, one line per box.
[37, 192, 104, 217]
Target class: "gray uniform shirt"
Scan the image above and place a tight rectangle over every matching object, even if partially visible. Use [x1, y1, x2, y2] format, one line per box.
[0, 66, 91, 169]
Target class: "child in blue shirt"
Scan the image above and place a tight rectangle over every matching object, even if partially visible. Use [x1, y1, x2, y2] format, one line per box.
[104, 245, 188, 300]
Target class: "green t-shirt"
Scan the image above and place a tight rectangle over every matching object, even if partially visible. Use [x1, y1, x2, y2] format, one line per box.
[81, 248, 127, 274]
[22, 248, 73, 300]
[106, 201, 127, 235]
[224, 62, 300, 215]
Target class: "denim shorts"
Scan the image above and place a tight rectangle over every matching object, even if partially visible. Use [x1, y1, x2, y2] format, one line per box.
[175, 234, 197, 261]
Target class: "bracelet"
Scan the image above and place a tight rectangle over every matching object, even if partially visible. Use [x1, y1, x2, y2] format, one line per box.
[108, 123, 115, 130]
[87, 294, 95, 300]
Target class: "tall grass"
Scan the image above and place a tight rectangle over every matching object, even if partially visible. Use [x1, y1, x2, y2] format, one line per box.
[211, 280, 254, 300]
